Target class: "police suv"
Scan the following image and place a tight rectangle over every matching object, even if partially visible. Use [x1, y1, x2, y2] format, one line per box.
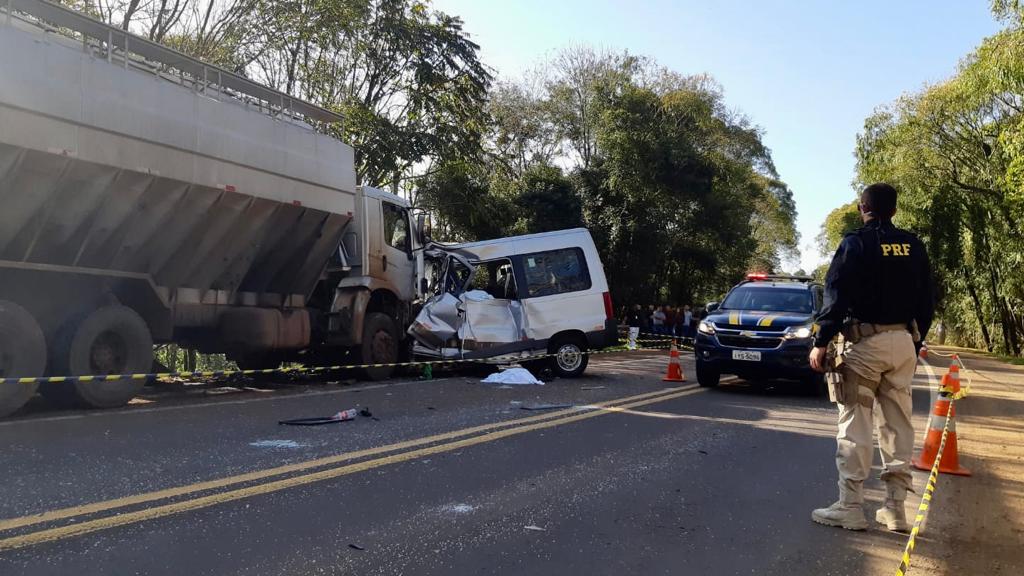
[695, 274, 824, 391]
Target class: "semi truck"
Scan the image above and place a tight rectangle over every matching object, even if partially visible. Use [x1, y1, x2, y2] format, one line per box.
[0, 0, 430, 416]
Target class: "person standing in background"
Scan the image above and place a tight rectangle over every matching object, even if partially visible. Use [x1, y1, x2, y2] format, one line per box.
[652, 305, 667, 335]
[683, 305, 694, 339]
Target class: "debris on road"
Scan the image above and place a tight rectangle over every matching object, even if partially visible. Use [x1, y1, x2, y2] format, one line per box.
[359, 407, 380, 421]
[249, 440, 306, 449]
[580, 386, 606, 390]
[204, 386, 244, 396]
[521, 403, 573, 411]
[481, 367, 544, 386]
[348, 544, 366, 551]
[278, 408, 358, 426]
[523, 525, 547, 532]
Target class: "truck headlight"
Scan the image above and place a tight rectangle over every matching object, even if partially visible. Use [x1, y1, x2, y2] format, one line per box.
[785, 325, 813, 339]
[698, 320, 715, 335]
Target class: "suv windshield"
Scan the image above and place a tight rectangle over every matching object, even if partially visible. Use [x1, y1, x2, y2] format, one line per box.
[720, 286, 813, 314]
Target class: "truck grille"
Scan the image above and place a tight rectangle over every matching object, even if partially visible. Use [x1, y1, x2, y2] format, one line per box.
[717, 335, 783, 349]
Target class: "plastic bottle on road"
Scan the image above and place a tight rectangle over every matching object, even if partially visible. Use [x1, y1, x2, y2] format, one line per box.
[333, 408, 358, 421]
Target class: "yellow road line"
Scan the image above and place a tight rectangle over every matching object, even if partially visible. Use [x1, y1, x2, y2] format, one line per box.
[0, 386, 691, 534]
[0, 386, 704, 551]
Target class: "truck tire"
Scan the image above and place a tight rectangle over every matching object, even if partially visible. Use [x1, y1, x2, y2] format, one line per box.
[549, 335, 588, 378]
[0, 300, 46, 417]
[357, 312, 398, 381]
[42, 305, 153, 408]
[696, 359, 720, 388]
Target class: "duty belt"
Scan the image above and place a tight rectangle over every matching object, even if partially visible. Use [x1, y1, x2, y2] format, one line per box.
[842, 321, 909, 344]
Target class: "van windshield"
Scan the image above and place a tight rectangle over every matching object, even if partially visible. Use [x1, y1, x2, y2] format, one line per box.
[720, 286, 813, 314]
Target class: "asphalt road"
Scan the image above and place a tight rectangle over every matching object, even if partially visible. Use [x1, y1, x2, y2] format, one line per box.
[0, 349, 948, 575]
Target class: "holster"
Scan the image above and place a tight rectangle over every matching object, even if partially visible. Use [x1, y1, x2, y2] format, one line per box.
[824, 342, 845, 404]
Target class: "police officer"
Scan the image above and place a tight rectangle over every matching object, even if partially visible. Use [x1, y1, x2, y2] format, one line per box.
[808, 183, 934, 532]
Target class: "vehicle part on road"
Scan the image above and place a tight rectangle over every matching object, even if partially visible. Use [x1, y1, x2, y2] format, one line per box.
[521, 404, 574, 411]
[357, 313, 399, 381]
[662, 341, 687, 382]
[0, 300, 46, 417]
[695, 358, 719, 388]
[550, 335, 589, 378]
[43, 305, 153, 408]
[481, 367, 544, 386]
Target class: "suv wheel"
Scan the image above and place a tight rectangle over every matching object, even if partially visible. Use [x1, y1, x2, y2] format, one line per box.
[696, 358, 719, 388]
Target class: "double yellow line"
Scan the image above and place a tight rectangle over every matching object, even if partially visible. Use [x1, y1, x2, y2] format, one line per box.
[0, 385, 703, 551]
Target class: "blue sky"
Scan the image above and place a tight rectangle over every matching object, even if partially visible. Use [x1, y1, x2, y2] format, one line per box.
[432, 0, 1001, 271]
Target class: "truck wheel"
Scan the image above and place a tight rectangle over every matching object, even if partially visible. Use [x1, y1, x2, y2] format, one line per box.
[549, 336, 588, 378]
[43, 305, 153, 408]
[357, 313, 398, 381]
[696, 359, 720, 388]
[0, 301, 46, 417]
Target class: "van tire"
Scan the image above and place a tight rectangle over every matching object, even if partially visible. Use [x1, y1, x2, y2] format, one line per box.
[0, 300, 46, 417]
[549, 336, 588, 378]
[42, 305, 153, 409]
[696, 359, 719, 388]
[357, 313, 398, 381]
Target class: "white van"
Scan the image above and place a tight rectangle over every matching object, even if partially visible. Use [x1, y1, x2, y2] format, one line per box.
[408, 228, 618, 377]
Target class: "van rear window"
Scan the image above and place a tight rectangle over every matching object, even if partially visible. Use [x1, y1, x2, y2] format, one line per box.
[519, 248, 591, 297]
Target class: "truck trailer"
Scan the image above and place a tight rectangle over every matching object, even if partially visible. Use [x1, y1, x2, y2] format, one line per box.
[0, 0, 428, 415]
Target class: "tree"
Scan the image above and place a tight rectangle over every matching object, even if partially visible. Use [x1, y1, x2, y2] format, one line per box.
[853, 4, 1024, 354]
[816, 201, 861, 255]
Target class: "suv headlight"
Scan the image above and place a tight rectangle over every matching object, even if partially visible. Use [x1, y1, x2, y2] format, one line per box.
[698, 320, 715, 335]
[784, 325, 813, 339]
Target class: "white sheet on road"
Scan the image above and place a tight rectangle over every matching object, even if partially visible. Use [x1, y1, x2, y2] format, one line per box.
[481, 367, 544, 385]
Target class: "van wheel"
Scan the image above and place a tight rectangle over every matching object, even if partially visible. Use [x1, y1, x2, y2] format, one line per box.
[357, 313, 398, 381]
[550, 336, 588, 378]
[0, 301, 46, 417]
[42, 305, 153, 409]
[696, 359, 719, 388]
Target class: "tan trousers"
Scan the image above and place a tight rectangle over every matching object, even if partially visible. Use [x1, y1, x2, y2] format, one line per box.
[834, 330, 916, 506]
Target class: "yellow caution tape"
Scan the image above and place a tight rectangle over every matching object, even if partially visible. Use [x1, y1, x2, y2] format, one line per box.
[2, 342, 684, 386]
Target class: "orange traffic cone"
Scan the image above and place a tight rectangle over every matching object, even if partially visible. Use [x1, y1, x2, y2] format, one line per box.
[663, 340, 686, 382]
[912, 360, 971, 476]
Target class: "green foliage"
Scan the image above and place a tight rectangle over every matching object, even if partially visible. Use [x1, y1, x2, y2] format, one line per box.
[816, 201, 862, 255]
[423, 49, 798, 306]
[853, 9, 1024, 355]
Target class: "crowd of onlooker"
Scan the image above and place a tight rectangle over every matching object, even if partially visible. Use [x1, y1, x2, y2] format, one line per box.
[623, 303, 702, 339]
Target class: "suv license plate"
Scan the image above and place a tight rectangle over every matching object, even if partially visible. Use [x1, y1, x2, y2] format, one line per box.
[732, 350, 761, 361]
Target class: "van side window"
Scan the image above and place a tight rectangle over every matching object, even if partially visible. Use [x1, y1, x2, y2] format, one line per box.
[470, 259, 518, 300]
[382, 202, 409, 252]
[519, 248, 591, 298]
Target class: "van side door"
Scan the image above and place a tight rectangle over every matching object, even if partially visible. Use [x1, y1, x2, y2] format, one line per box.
[515, 247, 602, 343]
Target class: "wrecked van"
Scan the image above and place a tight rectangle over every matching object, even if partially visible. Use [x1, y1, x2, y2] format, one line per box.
[409, 228, 618, 377]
